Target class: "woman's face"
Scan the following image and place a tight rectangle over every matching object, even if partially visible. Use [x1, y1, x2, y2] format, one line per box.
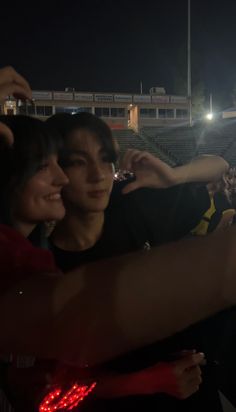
[61, 129, 114, 214]
[13, 154, 69, 226]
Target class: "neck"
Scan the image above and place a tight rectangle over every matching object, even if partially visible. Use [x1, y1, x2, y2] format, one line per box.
[52, 209, 105, 252]
[13, 221, 36, 238]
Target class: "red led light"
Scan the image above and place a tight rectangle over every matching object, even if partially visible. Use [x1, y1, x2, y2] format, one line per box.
[39, 381, 96, 411]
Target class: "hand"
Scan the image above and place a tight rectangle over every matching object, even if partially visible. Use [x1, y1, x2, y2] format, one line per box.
[134, 351, 204, 399]
[121, 149, 176, 194]
[0, 66, 32, 146]
[0, 66, 32, 102]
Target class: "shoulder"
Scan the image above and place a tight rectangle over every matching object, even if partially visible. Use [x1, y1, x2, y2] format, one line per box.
[0, 224, 57, 289]
[110, 181, 209, 213]
[108, 182, 210, 245]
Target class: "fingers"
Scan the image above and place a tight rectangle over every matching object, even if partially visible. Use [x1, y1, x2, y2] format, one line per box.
[0, 66, 32, 101]
[122, 180, 141, 194]
[0, 66, 31, 94]
[0, 121, 14, 146]
[176, 362, 202, 399]
[177, 381, 201, 399]
[168, 349, 196, 360]
[184, 365, 202, 382]
[0, 83, 31, 102]
[175, 367, 202, 399]
[121, 149, 142, 171]
[121, 149, 152, 171]
[174, 352, 205, 372]
[128, 151, 149, 165]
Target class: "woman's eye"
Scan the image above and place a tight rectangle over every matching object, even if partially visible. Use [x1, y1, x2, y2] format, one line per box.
[37, 163, 49, 171]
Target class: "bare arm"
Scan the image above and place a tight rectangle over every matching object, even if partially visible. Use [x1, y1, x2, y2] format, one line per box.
[94, 353, 203, 399]
[0, 227, 236, 366]
[121, 150, 229, 194]
[173, 155, 229, 185]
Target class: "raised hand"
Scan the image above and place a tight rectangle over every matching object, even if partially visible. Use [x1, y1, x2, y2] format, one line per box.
[121, 149, 176, 194]
[0, 66, 32, 146]
[0, 66, 32, 102]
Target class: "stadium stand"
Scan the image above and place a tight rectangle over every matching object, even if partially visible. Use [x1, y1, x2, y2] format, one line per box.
[127, 119, 236, 167]
[112, 129, 177, 165]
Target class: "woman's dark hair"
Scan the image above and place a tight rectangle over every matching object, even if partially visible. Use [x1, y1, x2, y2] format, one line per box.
[0, 115, 61, 225]
[46, 112, 118, 164]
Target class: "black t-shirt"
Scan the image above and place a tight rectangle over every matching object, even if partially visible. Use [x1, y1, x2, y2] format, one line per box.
[51, 181, 210, 272]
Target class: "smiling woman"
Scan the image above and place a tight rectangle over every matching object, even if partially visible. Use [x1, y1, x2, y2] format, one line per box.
[0, 114, 72, 411]
[11, 153, 68, 237]
[0, 115, 68, 237]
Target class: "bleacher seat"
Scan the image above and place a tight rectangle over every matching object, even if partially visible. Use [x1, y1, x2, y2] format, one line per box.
[142, 120, 236, 167]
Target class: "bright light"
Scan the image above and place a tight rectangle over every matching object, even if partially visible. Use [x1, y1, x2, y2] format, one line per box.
[206, 112, 213, 120]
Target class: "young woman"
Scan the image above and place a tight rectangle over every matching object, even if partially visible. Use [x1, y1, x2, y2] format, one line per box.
[0, 114, 70, 411]
[0, 114, 68, 281]
[47, 112, 230, 411]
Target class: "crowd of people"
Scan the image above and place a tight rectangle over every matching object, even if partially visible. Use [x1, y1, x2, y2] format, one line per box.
[1, 66, 236, 411]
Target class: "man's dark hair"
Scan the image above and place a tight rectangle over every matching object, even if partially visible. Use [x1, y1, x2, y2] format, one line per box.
[46, 112, 118, 164]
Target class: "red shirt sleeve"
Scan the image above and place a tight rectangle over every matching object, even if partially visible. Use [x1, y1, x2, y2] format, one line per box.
[0, 224, 57, 289]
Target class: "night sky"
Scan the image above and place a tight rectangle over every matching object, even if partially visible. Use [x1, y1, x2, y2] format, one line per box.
[1, 0, 236, 109]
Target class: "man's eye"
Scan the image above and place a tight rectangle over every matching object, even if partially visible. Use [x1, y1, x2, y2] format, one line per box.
[102, 155, 111, 163]
[71, 158, 86, 166]
[72, 159, 86, 165]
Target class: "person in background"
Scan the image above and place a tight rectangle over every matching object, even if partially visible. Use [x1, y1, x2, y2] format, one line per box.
[192, 173, 235, 235]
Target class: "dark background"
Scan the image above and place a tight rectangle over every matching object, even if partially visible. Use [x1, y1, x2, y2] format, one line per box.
[1, 0, 235, 108]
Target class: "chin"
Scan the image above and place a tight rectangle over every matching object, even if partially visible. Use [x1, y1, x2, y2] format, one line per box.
[84, 205, 106, 213]
[89, 202, 109, 212]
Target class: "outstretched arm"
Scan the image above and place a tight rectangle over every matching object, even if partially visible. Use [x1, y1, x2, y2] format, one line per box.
[94, 352, 203, 399]
[121, 150, 229, 194]
[173, 155, 229, 185]
[0, 226, 236, 366]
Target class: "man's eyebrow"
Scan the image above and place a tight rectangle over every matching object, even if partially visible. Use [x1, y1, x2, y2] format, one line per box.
[69, 148, 107, 156]
[68, 149, 89, 157]
[62, 146, 107, 159]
